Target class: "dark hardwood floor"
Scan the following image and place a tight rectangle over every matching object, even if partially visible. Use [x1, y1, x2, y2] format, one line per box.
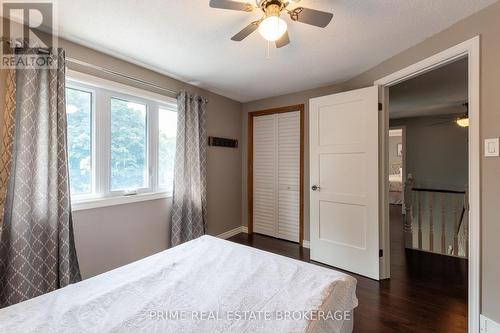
[228, 205, 468, 333]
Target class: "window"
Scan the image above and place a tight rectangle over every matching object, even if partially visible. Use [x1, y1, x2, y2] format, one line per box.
[66, 87, 92, 195]
[65, 74, 177, 209]
[158, 107, 177, 193]
[110, 98, 148, 191]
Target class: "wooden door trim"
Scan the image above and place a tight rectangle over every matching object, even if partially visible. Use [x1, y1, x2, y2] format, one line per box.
[247, 104, 305, 246]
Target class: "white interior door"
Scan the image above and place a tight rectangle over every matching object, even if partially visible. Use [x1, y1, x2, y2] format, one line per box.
[253, 111, 300, 242]
[309, 86, 380, 280]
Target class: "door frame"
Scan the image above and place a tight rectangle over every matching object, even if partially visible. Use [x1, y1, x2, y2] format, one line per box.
[374, 36, 480, 333]
[247, 104, 305, 246]
[389, 126, 406, 209]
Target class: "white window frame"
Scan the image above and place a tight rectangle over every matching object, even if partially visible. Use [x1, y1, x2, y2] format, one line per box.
[157, 104, 178, 192]
[66, 70, 177, 211]
[108, 93, 152, 195]
[65, 83, 97, 201]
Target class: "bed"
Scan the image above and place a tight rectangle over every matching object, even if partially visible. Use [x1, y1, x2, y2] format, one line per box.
[389, 163, 403, 205]
[0, 235, 358, 333]
[389, 173, 403, 204]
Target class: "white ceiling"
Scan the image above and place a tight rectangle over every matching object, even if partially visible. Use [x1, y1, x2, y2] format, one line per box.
[57, 0, 497, 102]
[389, 57, 468, 119]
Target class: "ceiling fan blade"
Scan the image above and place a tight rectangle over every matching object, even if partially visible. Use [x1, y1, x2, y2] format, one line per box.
[289, 7, 333, 28]
[231, 20, 260, 41]
[429, 120, 453, 127]
[276, 31, 290, 48]
[209, 0, 253, 12]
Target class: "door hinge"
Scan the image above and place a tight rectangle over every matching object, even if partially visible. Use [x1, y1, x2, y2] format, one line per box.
[379, 249, 384, 257]
[378, 103, 383, 111]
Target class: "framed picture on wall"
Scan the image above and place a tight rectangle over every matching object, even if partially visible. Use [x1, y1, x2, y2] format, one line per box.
[397, 143, 403, 156]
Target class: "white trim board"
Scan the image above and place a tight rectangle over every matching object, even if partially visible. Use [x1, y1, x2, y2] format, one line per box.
[389, 125, 407, 212]
[374, 36, 481, 333]
[72, 192, 171, 211]
[481, 315, 500, 333]
[67, 69, 177, 106]
[218, 226, 309, 247]
[217, 226, 248, 240]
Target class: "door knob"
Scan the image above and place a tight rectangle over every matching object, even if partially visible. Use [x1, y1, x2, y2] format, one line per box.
[312, 185, 321, 191]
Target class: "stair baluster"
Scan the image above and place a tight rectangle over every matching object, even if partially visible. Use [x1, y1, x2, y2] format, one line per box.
[418, 191, 423, 250]
[453, 197, 459, 256]
[429, 192, 434, 252]
[441, 193, 446, 254]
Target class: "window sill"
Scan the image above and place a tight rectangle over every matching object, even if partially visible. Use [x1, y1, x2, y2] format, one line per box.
[71, 192, 172, 211]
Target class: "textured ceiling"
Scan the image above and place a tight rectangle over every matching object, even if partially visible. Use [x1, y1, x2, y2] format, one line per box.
[389, 58, 468, 119]
[57, 0, 497, 102]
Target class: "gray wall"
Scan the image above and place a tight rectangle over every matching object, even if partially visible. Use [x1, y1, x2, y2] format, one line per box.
[73, 199, 171, 278]
[242, 1, 500, 322]
[0, 35, 243, 279]
[391, 115, 468, 190]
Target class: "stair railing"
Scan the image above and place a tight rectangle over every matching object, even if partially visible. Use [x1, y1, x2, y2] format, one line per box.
[403, 176, 468, 257]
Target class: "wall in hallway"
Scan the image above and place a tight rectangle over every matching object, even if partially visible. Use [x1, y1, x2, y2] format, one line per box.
[390, 114, 468, 190]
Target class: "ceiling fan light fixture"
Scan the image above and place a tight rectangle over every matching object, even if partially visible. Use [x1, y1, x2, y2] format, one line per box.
[258, 16, 287, 41]
[258, 3, 287, 41]
[456, 115, 469, 127]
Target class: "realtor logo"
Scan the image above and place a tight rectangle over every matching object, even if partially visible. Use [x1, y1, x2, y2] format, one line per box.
[1, 1, 57, 68]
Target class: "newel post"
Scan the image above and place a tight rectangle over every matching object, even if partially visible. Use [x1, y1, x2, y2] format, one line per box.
[403, 174, 414, 249]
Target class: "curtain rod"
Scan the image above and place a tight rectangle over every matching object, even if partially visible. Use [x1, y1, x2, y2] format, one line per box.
[66, 57, 178, 96]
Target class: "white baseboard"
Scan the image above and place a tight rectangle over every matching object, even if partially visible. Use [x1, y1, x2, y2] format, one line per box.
[217, 226, 248, 240]
[302, 240, 310, 248]
[481, 315, 500, 333]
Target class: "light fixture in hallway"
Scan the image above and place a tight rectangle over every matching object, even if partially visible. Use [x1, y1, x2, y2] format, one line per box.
[456, 115, 469, 127]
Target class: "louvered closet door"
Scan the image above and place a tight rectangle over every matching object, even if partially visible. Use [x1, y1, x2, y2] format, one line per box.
[253, 111, 300, 242]
[253, 115, 277, 237]
[277, 112, 300, 242]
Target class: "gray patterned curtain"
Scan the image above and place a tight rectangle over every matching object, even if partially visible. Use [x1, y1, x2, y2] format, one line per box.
[170, 91, 208, 246]
[0, 49, 81, 308]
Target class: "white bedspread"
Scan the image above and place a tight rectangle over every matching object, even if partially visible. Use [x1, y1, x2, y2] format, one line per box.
[389, 174, 403, 192]
[0, 235, 357, 333]
[389, 174, 403, 204]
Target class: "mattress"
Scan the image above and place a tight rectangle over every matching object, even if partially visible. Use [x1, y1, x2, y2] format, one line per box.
[389, 174, 403, 204]
[389, 174, 403, 192]
[0, 235, 358, 333]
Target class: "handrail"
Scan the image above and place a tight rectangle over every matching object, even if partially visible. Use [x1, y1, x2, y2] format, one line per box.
[411, 187, 465, 194]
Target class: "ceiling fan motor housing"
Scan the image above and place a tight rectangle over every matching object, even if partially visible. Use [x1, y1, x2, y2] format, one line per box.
[260, 0, 286, 15]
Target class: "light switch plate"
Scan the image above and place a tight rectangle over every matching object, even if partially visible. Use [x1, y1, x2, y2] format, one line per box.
[484, 138, 499, 157]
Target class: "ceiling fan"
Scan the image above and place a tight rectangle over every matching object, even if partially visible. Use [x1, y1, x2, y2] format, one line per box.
[209, 0, 334, 48]
[429, 103, 469, 128]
